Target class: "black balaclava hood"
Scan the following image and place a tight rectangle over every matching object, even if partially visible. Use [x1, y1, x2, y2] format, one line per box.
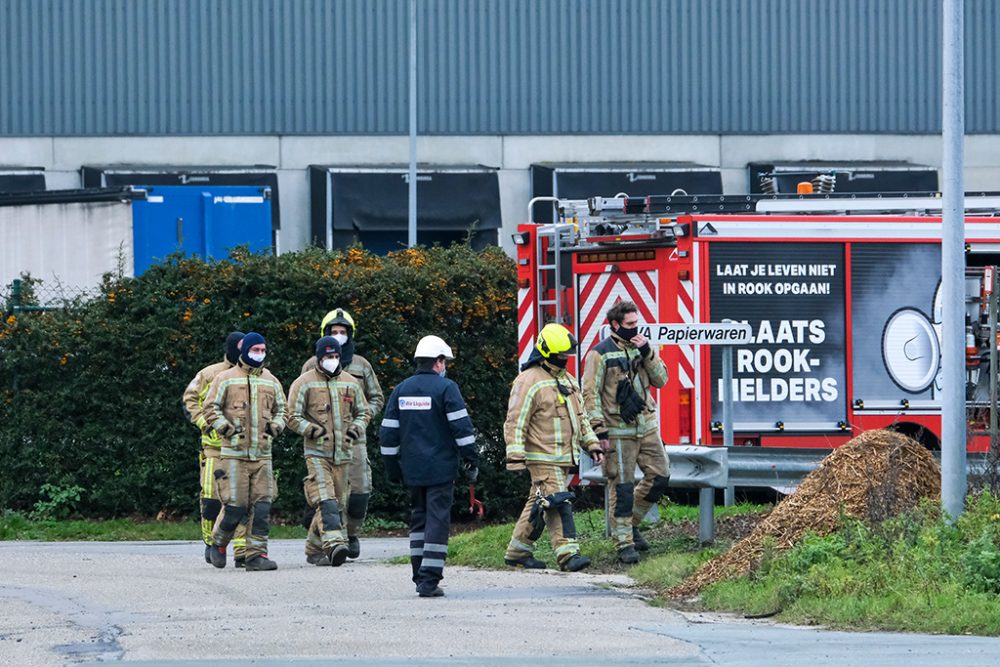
[225, 331, 245, 365]
[240, 332, 266, 368]
[315, 335, 343, 377]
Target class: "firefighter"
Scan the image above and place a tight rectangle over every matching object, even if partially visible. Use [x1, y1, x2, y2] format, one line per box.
[288, 336, 370, 566]
[181, 331, 249, 566]
[301, 308, 384, 559]
[380, 335, 478, 598]
[203, 331, 286, 571]
[504, 323, 604, 572]
[582, 301, 670, 564]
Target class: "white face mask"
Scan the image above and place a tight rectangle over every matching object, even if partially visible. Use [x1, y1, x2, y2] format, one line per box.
[321, 358, 340, 374]
[332, 334, 348, 346]
[247, 351, 266, 364]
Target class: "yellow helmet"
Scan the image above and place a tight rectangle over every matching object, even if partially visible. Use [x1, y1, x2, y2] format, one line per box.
[535, 323, 577, 358]
[320, 308, 355, 337]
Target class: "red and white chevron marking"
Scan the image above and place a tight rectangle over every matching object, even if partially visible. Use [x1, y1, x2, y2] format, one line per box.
[577, 270, 658, 356]
[517, 287, 535, 367]
[677, 279, 695, 388]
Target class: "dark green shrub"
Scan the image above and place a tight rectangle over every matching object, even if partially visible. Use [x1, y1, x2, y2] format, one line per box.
[0, 245, 531, 520]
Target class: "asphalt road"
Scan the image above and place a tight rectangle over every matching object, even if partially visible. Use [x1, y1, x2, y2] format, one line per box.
[2, 538, 1000, 666]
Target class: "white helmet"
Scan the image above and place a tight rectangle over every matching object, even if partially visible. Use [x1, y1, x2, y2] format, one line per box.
[413, 335, 454, 360]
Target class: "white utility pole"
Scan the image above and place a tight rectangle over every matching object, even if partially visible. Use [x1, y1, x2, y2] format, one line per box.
[407, 0, 418, 247]
[941, 0, 966, 519]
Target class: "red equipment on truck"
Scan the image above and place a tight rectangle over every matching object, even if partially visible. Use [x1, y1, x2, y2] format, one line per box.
[515, 193, 1000, 453]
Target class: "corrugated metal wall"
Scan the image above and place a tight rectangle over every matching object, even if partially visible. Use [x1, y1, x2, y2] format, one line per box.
[1, 0, 997, 136]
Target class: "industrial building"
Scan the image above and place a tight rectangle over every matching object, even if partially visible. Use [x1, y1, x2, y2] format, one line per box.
[2, 0, 999, 287]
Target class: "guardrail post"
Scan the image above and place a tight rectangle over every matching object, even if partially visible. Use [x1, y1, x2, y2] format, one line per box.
[698, 488, 714, 545]
[722, 344, 735, 508]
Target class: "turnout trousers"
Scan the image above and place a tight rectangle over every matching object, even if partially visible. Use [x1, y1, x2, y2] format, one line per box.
[408, 482, 454, 590]
[346, 440, 372, 538]
[211, 458, 278, 559]
[505, 463, 581, 567]
[604, 432, 671, 550]
[303, 456, 350, 558]
[199, 450, 246, 556]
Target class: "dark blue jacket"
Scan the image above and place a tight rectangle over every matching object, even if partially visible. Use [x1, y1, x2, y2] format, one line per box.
[379, 370, 477, 487]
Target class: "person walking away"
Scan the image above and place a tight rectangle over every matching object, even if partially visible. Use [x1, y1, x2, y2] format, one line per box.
[380, 335, 478, 597]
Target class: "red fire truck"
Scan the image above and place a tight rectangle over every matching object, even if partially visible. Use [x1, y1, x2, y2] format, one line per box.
[515, 194, 1000, 452]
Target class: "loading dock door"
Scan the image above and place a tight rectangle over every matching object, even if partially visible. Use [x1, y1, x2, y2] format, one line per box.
[310, 166, 501, 254]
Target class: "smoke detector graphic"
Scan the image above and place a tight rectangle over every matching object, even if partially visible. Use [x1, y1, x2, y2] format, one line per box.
[880, 281, 944, 394]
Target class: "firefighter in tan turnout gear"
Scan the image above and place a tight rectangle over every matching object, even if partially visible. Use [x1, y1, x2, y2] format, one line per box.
[504, 323, 604, 572]
[301, 308, 384, 558]
[181, 331, 249, 566]
[288, 336, 370, 566]
[582, 301, 670, 564]
[204, 331, 287, 571]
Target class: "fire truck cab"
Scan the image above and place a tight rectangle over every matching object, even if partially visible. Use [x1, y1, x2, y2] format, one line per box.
[515, 193, 1000, 452]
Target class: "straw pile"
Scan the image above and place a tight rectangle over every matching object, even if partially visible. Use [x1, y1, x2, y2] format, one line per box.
[668, 429, 940, 598]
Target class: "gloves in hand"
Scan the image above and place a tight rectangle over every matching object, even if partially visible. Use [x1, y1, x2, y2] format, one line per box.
[506, 458, 526, 472]
[305, 423, 326, 439]
[346, 424, 363, 443]
[216, 422, 237, 438]
[462, 461, 479, 483]
[264, 422, 284, 438]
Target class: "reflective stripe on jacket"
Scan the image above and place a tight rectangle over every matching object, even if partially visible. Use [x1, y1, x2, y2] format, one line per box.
[204, 361, 286, 460]
[301, 353, 385, 417]
[287, 368, 370, 463]
[504, 365, 600, 466]
[582, 336, 668, 438]
[182, 358, 233, 449]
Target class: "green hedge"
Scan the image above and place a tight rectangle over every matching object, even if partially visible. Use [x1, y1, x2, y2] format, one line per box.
[0, 245, 530, 521]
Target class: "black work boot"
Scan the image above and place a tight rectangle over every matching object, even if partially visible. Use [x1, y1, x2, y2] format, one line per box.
[618, 545, 641, 565]
[347, 536, 361, 559]
[504, 555, 546, 569]
[306, 553, 331, 566]
[209, 545, 227, 569]
[560, 554, 592, 572]
[328, 544, 350, 567]
[234, 555, 246, 569]
[417, 583, 445, 598]
[204, 544, 212, 564]
[632, 527, 651, 552]
[244, 554, 278, 571]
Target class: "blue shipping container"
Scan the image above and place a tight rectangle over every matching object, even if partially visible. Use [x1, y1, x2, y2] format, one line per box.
[130, 185, 273, 274]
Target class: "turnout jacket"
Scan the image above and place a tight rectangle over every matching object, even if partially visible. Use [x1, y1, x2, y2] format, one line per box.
[379, 370, 477, 486]
[182, 357, 233, 451]
[301, 354, 385, 417]
[287, 367, 370, 464]
[504, 362, 601, 466]
[582, 334, 668, 438]
[204, 361, 287, 461]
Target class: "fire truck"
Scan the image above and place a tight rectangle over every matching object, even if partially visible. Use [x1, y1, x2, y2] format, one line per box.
[515, 193, 1000, 452]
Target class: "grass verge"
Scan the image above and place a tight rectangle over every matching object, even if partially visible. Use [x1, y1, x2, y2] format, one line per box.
[696, 492, 1000, 635]
[447, 502, 762, 586]
[0, 512, 407, 541]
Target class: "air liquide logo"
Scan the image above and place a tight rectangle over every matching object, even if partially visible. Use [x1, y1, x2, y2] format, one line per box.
[399, 397, 432, 410]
